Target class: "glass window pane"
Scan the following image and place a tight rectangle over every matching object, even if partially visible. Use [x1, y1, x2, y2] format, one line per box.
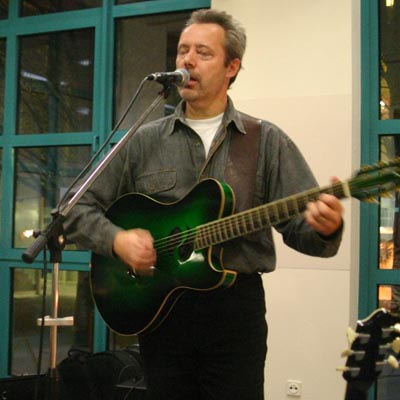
[17, 29, 94, 134]
[14, 146, 91, 249]
[10, 268, 94, 375]
[21, 0, 102, 16]
[379, 0, 400, 120]
[378, 284, 400, 314]
[114, 12, 189, 129]
[0, 1, 8, 19]
[379, 136, 400, 270]
[0, 38, 5, 134]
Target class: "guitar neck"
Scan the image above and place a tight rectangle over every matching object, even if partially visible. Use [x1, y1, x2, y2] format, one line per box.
[194, 181, 350, 249]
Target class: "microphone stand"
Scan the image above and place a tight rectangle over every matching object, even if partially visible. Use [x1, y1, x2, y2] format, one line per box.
[22, 82, 172, 400]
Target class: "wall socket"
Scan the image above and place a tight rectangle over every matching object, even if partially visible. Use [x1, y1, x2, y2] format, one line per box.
[286, 380, 302, 397]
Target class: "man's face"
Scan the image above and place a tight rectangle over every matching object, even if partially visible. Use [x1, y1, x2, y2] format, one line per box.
[176, 23, 239, 109]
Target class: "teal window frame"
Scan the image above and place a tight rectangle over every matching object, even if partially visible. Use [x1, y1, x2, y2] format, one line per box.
[0, 0, 210, 378]
[360, 0, 400, 319]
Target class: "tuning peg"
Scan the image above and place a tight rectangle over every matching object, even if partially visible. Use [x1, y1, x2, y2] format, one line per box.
[347, 327, 357, 345]
[382, 323, 400, 338]
[336, 366, 361, 377]
[376, 355, 400, 370]
[380, 338, 400, 354]
[346, 327, 370, 345]
[341, 348, 352, 357]
[393, 338, 400, 354]
[388, 355, 399, 369]
[340, 348, 366, 360]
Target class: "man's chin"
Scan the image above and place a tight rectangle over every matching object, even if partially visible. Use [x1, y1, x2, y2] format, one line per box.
[178, 88, 198, 102]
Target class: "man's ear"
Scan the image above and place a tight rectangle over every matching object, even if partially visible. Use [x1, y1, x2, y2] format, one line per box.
[227, 58, 241, 80]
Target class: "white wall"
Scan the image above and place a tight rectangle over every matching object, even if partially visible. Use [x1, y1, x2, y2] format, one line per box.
[211, 1, 360, 399]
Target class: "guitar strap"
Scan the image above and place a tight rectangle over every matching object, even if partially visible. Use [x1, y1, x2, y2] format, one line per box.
[224, 112, 262, 211]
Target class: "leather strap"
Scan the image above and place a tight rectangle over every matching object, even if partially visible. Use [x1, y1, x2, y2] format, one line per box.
[224, 112, 262, 211]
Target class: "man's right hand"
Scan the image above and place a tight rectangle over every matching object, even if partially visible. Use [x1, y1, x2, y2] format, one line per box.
[112, 229, 157, 276]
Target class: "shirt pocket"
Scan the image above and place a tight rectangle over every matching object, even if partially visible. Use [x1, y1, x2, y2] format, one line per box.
[135, 170, 177, 196]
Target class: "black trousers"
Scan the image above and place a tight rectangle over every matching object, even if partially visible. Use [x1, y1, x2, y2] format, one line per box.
[138, 273, 268, 400]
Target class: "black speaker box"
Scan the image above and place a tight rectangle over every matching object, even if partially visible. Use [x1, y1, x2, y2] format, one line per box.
[0, 375, 45, 400]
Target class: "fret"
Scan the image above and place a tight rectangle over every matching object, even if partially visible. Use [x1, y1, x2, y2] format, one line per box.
[267, 203, 280, 224]
[232, 214, 242, 237]
[220, 217, 229, 242]
[285, 196, 299, 217]
[238, 213, 249, 235]
[209, 222, 219, 245]
[252, 209, 263, 230]
[195, 227, 206, 249]
[279, 199, 290, 219]
[195, 168, 397, 250]
[259, 207, 270, 226]
[244, 211, 255, 232]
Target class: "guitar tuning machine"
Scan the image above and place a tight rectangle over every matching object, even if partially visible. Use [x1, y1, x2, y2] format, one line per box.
[392, 337, 400, 354]
[341, 348, 366, 361]
[346, 327, 370, 345]
[335, 366, 361, 377]
[375, 355, 399, 370]
[380, 337, 400, 354]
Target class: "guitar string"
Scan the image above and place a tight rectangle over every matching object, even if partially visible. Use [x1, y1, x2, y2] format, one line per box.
[153, 183, 348, 255]
[157, 172, 400, 254]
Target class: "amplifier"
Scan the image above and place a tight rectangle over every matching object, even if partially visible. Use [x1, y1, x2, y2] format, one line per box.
[0, 375, 45, 400]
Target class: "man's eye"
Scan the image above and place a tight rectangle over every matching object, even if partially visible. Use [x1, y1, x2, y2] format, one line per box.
[198, 51, 211, 59]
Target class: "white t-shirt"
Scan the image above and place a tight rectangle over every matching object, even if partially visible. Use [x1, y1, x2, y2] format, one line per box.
[184, 113, 224, 156]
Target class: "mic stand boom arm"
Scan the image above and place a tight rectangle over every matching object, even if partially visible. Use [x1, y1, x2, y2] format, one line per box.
[23, 86, 169, 264]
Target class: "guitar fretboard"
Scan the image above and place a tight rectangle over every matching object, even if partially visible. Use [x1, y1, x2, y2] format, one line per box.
[194, 181, 349, 249]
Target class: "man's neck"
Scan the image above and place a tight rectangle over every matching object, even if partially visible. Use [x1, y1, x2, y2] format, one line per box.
[185, 97, 227, 120]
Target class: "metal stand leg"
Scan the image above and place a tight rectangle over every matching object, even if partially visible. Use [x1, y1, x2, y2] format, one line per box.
[37, 262, 74, 400]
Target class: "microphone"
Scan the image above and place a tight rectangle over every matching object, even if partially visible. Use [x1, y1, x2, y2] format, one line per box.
[146, 68, 190, 87]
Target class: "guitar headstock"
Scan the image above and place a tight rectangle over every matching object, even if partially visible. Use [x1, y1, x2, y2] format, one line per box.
[349, 158, 400, 203]
[338, 308, 400, 396]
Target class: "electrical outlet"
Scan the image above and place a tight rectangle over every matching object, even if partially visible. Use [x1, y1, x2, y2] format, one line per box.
[286, 380, 302, 397]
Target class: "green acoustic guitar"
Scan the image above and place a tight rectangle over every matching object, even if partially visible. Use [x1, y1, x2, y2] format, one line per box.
[91, 159, 400, 335]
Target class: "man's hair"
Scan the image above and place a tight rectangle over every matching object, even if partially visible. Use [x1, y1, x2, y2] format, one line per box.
[185, 9, 247, 86]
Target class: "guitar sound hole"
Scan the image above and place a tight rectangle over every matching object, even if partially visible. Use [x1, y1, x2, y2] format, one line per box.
[169, 227, 193, 261]
[178, 243, 193, 261]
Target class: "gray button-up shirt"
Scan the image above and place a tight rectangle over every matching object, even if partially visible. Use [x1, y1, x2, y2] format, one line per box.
[64, 97, 342, 274]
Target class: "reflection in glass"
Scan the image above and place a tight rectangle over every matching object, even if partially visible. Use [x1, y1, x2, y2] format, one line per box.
[14, 146, 91, 248]
[114, 12, 189, 129]
[0, 1, 8, 19]
[17, 29, 94, 134]
[379, 136, 400, 270]
[10, 268, 93, 375]
[21, 0, 101, 16]
[0, 38, 5, 134]
[379, 0, 400, 119]
[378, 284, 400, 314]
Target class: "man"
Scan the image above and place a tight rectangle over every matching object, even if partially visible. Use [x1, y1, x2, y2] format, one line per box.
[65, 9, 343, 400]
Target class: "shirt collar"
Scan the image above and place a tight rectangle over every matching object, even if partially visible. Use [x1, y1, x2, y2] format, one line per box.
[166, 96, 247, 135]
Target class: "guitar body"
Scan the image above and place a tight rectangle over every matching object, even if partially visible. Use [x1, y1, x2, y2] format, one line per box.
[90, 179, 237, 335]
